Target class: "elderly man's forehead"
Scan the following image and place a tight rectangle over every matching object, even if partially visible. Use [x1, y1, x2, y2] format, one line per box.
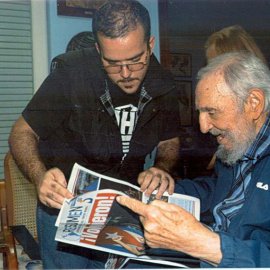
[198, 72, 231, 95]
[195, 72, 234, 110]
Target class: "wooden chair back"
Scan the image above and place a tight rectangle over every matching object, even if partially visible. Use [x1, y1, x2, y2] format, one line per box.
[0, 151, 39, 269]
[4, 151, 38, 238]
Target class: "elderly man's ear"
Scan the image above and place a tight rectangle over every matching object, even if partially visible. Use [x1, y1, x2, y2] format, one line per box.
[245, 88, 265, 120]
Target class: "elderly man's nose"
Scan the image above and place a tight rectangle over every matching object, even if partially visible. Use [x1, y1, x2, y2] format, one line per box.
[199, 113, 213, 133]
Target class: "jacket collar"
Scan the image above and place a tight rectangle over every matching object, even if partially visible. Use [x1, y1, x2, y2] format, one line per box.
[84, 48, 175, 100]
[243, 113, 270, 162]
[143, 54, 175, 98]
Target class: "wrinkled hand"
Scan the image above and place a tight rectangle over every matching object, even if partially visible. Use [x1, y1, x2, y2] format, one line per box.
[117, 196, 198, 250]
[117, 196, 221, 264]
[37, 168, 73, 209]
[138, 167, 175, 199]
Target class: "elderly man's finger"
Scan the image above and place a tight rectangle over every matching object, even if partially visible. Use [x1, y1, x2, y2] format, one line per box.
[116, 196, 147, 216]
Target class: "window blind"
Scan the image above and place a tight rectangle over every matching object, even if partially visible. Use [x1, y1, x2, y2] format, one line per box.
[0, 0, 33, 179]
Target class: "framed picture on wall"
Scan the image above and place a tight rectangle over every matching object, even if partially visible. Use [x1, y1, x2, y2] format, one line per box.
[170, 53, 192, 77]
[57, 0, 108, 18]
[175, 80, 193, 126]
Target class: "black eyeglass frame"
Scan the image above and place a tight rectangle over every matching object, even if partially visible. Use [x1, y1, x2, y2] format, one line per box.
[102, 53, 149, 74]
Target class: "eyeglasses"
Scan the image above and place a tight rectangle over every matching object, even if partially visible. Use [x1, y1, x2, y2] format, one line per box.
[103, 56, 148, 74]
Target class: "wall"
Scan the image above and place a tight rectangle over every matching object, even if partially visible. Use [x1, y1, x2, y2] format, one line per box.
[166, 0, 270, 158]
[168, 0, 270, 79]
[31, 0, 48, 92]
[46, 0, 160, 65]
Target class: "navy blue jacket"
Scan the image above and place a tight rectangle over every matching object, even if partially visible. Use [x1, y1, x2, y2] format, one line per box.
[175, 147, 270, 267]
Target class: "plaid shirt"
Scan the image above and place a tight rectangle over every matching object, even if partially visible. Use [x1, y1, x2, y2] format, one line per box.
[101, 79, 152, 127]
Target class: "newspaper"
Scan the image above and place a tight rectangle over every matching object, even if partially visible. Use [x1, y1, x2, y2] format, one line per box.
[55, 163, 200, 268]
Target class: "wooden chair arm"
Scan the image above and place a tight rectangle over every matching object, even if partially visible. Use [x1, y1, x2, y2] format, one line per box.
[0, 228, 18, 270]
[0, 180, 18, 270]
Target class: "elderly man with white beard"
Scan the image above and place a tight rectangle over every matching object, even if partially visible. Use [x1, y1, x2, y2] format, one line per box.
[117, 51, 270, 268]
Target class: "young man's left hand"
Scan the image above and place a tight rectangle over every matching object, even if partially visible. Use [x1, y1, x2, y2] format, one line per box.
[137, 167, 175, 199]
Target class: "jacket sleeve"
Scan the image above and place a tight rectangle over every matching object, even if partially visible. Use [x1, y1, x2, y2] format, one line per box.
[200, 155, 270, 268]
[22, 58, 72, 139]
[176, 173, 270, 268]
[200, 232, 270, 268]
[174, 176, 217, 213]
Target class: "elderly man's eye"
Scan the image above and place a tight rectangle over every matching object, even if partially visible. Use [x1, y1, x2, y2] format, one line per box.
[208, 110, 217, 117]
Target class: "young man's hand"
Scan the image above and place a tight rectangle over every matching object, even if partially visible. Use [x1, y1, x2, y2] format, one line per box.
[37, 168, 73, 209]
[137, 167, 174, 199]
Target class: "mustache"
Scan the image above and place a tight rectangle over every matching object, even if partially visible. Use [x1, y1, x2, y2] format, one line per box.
[117, 78, 139, 83]
[210, 128, 225, 136]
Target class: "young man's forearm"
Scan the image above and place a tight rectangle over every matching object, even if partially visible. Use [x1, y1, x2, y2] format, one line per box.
[154, 137, 180, 175]
[9, 116, 47, 188]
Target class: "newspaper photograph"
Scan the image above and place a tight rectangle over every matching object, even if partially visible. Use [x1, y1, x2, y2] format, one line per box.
[55, 163, 200, 261]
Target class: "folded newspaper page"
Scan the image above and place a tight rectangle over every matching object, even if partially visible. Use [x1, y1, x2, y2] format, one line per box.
[55, 163, 200, 267]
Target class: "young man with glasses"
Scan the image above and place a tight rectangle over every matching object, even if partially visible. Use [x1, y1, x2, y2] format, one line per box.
[9, 0, 182, 268]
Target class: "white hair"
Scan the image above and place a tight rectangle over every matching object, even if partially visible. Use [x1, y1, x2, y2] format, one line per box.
[197, 52, 270, 112]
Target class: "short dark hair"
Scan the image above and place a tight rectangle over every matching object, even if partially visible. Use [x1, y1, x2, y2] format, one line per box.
[92, 0, 151, 45]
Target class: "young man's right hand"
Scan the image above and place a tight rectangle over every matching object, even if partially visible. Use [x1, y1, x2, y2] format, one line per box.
[37, 168, 73, 209]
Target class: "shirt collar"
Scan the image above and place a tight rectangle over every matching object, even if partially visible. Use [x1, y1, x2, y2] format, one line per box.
[243, 113, 270, 161]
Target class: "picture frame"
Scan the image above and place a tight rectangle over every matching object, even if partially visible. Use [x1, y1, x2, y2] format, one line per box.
[170, 53, 192, 77]
[57, 0, 108, 18]
[175, 80, 193, 126]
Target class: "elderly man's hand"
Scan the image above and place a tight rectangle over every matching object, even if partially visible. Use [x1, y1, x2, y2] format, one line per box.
[116, 196, 222, 265]
[137, 167, 175, 199]
[37, 168, 73, 209]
